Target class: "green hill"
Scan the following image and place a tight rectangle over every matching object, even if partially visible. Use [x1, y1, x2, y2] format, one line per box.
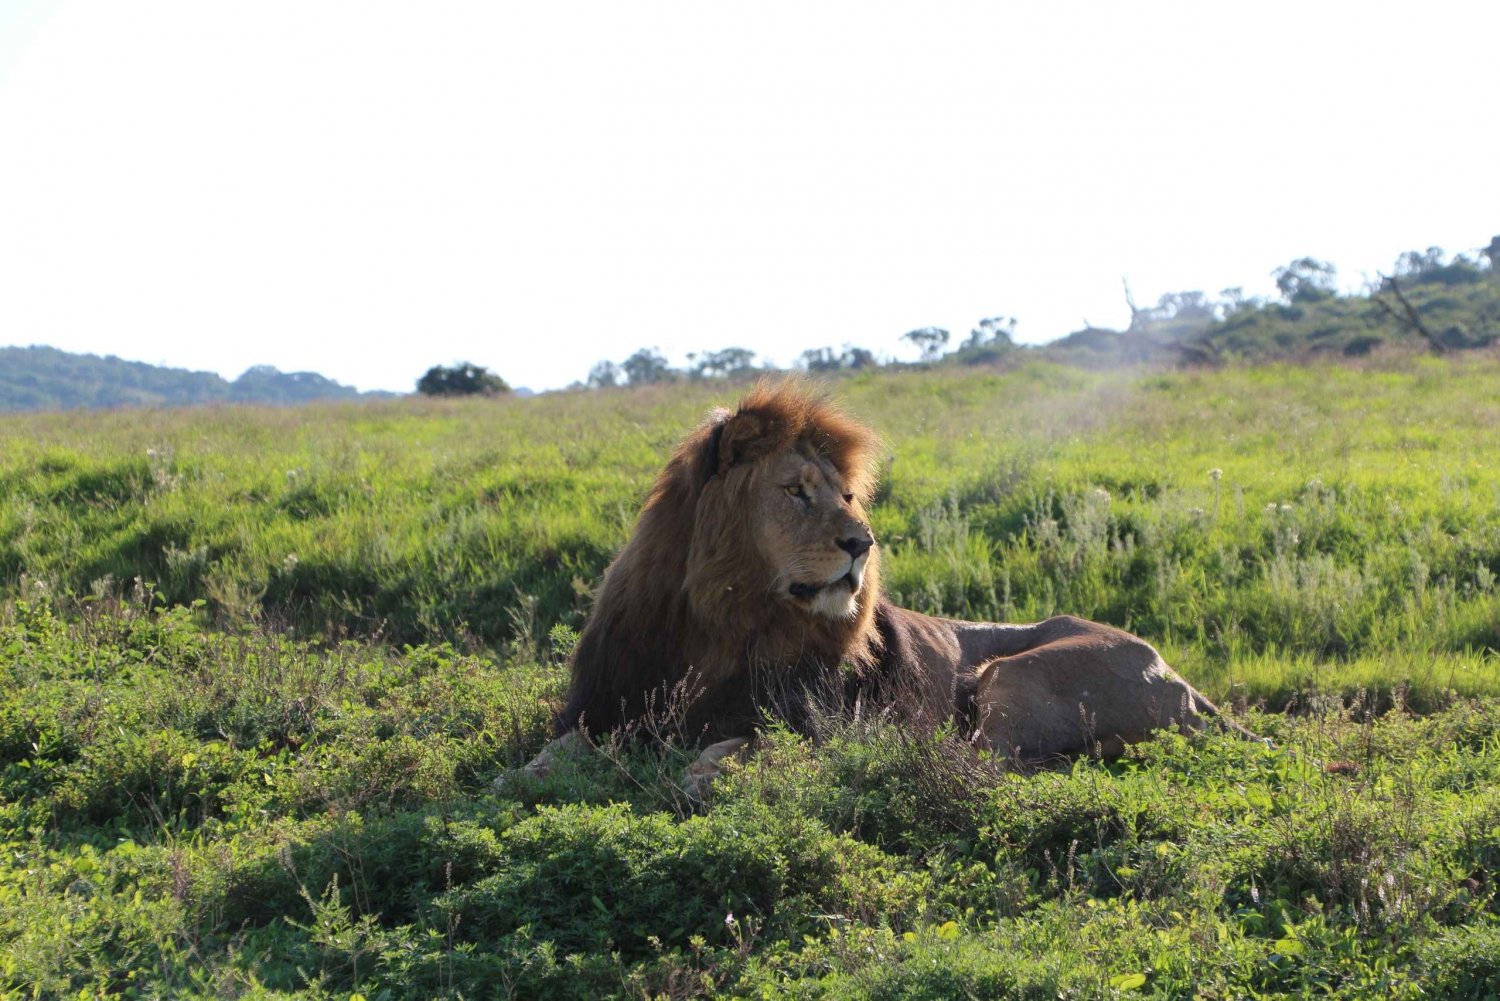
[0, 345, 378, 411]
[1009, 245, 1500, 369]
[597, 241, 1500, 383]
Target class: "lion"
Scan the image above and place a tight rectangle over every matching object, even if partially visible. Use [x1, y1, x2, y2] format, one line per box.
[511, 380, 1250, 796]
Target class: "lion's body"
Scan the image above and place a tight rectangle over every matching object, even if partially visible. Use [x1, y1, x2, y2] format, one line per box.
[520, 381, 1238, 789]
[872, 601, 1220, 759]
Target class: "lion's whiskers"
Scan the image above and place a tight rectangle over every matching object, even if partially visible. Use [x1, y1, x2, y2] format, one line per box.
[769, 558, 814, 595]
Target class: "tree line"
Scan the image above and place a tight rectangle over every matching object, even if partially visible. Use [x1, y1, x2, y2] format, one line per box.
[416, 238, 1500, 396]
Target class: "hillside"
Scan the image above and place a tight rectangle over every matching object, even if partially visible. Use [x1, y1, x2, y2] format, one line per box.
[3, 359, 1499, 997]
[944, 245, 1500, 371]
[0, 345, 380, 412]
[580, 244, 1500, 385]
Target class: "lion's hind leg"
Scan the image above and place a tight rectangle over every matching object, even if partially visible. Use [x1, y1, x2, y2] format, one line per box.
[969, 619, 1213, 760]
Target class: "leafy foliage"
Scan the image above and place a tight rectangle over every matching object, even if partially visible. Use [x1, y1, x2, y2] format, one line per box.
[902, 326, 951, 361]
[688, 347, 759, 380]
[622, 348, 674, 386]
[799, 345, 880, 372]
[1, 596, 1497, 997]
[1273, 257, 1340, 304]
[415, 362, 510, 397]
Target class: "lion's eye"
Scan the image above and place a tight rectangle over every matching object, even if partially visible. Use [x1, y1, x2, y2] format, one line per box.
[784, 484, 809, 503]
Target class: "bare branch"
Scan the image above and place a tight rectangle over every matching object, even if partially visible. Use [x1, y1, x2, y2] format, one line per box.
[1374, 273, 1445, 354]
[1121, 278, 1143, 333]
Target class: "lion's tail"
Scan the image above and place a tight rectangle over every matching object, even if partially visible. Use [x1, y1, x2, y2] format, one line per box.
[1192, 691, 1275, 748]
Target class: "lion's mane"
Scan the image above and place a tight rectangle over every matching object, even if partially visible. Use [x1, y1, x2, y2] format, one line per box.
[557, 381, 887, 742]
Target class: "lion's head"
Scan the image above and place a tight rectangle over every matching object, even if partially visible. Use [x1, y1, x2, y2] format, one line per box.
[557, 380, 885, 740]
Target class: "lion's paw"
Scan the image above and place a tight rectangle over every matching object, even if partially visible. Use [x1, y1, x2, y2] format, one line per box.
[679, 736, 751, 802]
[493, 732, 586, 793]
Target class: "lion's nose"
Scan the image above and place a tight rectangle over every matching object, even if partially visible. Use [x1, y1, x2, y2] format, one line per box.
[836, 535, 873, 560]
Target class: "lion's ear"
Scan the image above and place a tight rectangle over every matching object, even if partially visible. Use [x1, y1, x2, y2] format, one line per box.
[714, 410, 776, 474]
[697, 408, 732, 482]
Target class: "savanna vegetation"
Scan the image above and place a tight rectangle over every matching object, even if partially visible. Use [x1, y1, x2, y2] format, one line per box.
[3, 354, 1499, 997]
[9, 237, 1497, 415]
[593, 239, 1500, 384]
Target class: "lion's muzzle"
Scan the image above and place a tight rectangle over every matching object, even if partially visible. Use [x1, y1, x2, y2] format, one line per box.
[789, 550, 869, 613]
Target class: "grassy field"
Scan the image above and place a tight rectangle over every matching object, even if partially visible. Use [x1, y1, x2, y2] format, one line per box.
[2, 357, 1499, 997]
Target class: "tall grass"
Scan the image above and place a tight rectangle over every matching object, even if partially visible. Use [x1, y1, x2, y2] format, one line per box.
[3, 357, 1497, 704]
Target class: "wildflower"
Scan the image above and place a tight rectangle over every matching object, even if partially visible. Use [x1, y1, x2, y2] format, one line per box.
[724, 912, 736, 927]
[1208, 468, 1223, 482]
[146, 448, 158, 459]
[283, 553, 300, 573]
[1189, 507, 1205, 518]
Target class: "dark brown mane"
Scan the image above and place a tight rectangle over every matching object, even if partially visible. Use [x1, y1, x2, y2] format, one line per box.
[556, 379, 886, 741]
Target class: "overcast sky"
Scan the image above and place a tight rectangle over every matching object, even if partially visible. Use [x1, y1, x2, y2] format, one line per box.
[1, 1, 1496, 392]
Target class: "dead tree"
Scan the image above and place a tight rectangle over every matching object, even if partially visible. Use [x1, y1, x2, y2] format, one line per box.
[1121, 278, 1145, 333]
[1372, 274, 1445, 354]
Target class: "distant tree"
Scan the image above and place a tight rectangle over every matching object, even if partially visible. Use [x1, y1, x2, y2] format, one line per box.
[586, 360, 622, 389]
[1217, 287, 1262, 317]
[1272, 257, 1338, 304]
[951, 318, 1019, 366]
[691, 347, 757, 380]
[901, 327, 950, 362]
[1394, 247, 1447, 278]
[1483, 236, 1500, 272]
[799, 347, 840, 372]
[1391, 246, 1486, 287]
[1145, 292, 1214, 323]
[416, 362, 509, 397]
[799, 345, 880, 372]
[621, 348, 673, 385]
[962, 316, 1017, 350]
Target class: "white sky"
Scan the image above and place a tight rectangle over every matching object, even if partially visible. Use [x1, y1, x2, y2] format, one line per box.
[1, 1, 1496, 392]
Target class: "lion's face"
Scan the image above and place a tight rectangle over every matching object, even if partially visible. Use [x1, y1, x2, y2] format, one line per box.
[748, 446, 875, 619]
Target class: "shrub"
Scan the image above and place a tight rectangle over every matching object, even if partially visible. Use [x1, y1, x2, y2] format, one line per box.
[438, 800, 923, 958]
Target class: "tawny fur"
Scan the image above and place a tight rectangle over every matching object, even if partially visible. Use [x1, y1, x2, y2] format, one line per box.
[555, 380, 884, 743]
[521, 379, 1250, 789]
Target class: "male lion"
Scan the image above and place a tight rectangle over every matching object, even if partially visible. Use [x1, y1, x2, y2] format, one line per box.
[513, 381, 1244, 795]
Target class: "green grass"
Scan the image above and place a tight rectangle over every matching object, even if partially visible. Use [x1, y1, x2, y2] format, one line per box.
[3, 357, 1498, 705]
[3, 357, 1500, 997]
[2, 597, 1497, 998]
